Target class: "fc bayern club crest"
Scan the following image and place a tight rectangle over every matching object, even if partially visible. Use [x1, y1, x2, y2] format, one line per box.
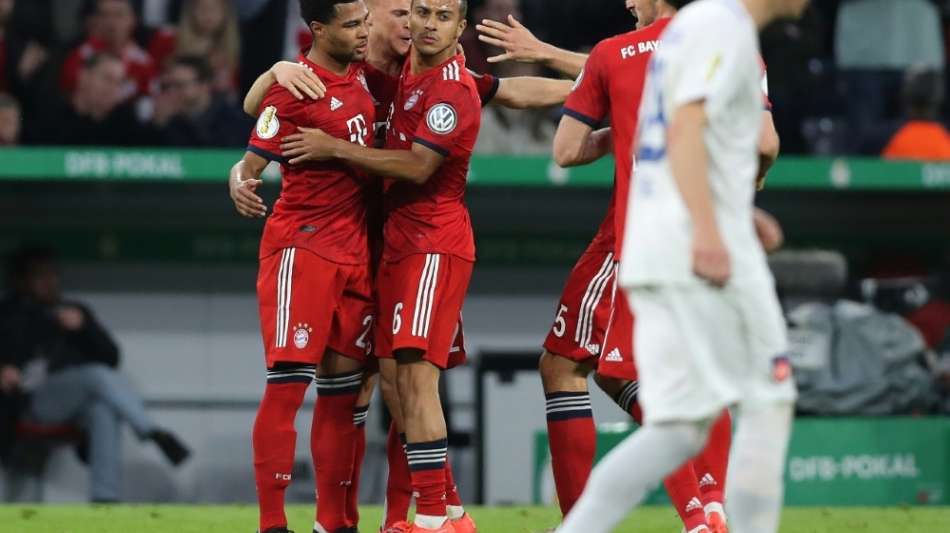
[293, 323, 313, 349]
[404, 90, 423, 111]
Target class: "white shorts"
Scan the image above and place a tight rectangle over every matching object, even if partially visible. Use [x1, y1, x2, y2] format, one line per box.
[626, 279, 797, 424]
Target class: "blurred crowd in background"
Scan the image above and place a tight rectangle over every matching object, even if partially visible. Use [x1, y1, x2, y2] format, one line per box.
[0, 0, 949, 158]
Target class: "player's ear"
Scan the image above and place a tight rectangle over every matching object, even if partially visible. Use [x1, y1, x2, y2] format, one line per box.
[455, 17, 467, 40]
[310, 20, 326, 39]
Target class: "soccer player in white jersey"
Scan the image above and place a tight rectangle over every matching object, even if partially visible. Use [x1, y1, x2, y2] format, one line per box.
[557, 1, 810, 533]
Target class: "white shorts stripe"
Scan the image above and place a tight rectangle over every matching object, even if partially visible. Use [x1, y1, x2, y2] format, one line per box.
[574, 253, 614, 347]
[412, 254, 434, 336]
[421, 255, 440, 338]
[581, 255, 615, 349]
[275, 248, 295, 348]
[412, 254, 440, 338]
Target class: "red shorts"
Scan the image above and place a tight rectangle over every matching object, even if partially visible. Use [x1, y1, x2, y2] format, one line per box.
[597, 284, 638, 381]
[542, 251, 616, 364]
[375, 253, 472, 369]
[257, 247, 374, 368]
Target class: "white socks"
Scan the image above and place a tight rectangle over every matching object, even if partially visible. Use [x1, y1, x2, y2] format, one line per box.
[557, 421, 709, 533]
[446, 505, 465, 520]
[725, 403, 794, 533]
[415, 514, 447, 529]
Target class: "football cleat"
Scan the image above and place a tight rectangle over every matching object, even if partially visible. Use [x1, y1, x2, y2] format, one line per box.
[450, 513, 476, 533]
[706, 511, 729, 533]
[389, 520, 455, 533]
[381, 523, 410, 533]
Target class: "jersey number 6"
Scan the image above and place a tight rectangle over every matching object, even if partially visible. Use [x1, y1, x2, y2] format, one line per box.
[392, 302, 404, 335]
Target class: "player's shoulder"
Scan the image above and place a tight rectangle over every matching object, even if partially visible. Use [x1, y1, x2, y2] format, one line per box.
[261, 82, 306, 111]
[673, 0, 749, 32]
[429, 61, 479, 102]
[435, 58, 476, 87]
[589, 26, 657, 62]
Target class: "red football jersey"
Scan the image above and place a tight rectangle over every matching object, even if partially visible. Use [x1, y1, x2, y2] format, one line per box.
[247, 54, 376, 265]
[365, 61, 497, 142]
[381, 54, 482, 262]
[563, 18, 671, 259]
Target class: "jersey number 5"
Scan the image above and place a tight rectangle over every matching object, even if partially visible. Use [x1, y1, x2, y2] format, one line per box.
[552, 304, 569, 338]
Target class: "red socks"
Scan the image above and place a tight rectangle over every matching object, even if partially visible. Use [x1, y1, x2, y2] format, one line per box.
[445, 456, 463, 507]
[545, 391, 596, 515]
[406, 439, 449, 519]
[619, 380, 708, 531]
[694, 409, 732, 507]
[384, 423, 413, 528]
[312, 371, 362, 531]
[253, 366, 314, 531]
[664, 461, 708, 532]
[346, 404, 370, 527]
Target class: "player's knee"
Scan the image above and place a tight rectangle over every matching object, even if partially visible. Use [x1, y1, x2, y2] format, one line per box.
[538, 350, 588, 391]
[659, 421, 709, 458]
[592, 373, 621, 397]
[320, 349, 363, 376]
[357, 371, 378, 404]
[379, 369, 399, 403]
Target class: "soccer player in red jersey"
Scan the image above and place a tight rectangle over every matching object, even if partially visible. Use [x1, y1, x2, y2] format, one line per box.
[227, 2, 375, 532]
[243, 2, 573, 530]
[278, 2, 481, 531]
[479, 2, 782, 532]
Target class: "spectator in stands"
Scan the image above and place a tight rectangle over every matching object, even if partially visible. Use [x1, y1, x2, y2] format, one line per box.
[152, 55, 250, 147]
[61, 0, 156, 100]
[30, 52, 151, 146]
[882, 67, 950, 161]
[0, 0, 51, 105]
[148, 0, 241, 95]
[835, 0, 945, 148]
[0, 246, 189, 503]
[0, 92, 19, 145]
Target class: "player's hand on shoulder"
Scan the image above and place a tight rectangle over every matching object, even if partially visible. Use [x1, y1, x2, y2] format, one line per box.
[229, 174, 266, 218]
[691, 228, 731, 288]
[477, 15, 544, 64]
[272, 61, 326, 101]
[281, 127, 336, 165]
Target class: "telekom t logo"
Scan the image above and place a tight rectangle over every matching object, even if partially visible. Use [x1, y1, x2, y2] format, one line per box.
[347, 114, 369, 146]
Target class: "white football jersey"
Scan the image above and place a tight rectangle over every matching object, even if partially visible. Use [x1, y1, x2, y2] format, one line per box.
[620, 0, 770, 288]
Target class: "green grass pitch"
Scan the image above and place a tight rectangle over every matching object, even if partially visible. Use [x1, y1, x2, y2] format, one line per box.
[1, 505, 949, 533]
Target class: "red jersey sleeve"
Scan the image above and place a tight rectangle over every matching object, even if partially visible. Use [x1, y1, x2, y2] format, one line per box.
[247, 85, 309, 163]
[412, 82, 479, 157]
[469, 70, 500, 107]
[562, 43, 608, 128]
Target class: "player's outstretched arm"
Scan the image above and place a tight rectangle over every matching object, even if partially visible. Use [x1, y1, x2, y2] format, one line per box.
[668, 101, 730, 287]
[476, 15, 587, 79]
[242, 61, 327, 116]
[553, 114, 612, 167]
[493, 77, 573, 109]
[280, 128, 444, 185]
[228, 152, 269, 218]
[756, 110, 780, 190]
